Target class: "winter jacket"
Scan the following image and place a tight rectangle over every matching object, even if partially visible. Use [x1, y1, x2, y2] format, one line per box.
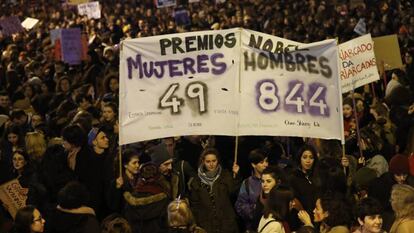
[235, 175, 262, 230]
[390, 219, 414, 233]
[47, 206, 100, 233]
[189, 169, 240, 233]
[289, 169, 318, 215]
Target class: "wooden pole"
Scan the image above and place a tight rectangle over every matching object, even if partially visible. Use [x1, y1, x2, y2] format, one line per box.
[233, 136, 239, 178]
[119, 145, 123, 178]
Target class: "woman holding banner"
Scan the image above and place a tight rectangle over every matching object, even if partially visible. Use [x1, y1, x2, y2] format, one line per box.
[189, 147, 241, 233]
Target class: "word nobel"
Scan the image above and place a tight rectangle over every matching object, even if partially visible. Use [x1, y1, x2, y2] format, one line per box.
[127, 53, 226, 79]
[340, 57, 376, 80]
[248, 34, 308, 53]
[159, 33, 237, 55]
[244, 51, 333, 78]
[339, 43, 373, 60]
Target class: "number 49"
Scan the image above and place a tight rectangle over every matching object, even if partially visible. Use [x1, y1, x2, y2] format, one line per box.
[159, 82, 207, 114]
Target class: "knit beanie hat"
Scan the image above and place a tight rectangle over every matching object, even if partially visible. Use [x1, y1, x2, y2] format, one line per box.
[389, 154, 409, 175]
[88, 127, 103, 146]
[149, 143, 171, 166]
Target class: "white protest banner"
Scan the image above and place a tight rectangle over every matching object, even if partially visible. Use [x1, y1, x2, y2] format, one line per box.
[155, 0, 176, 8]
[239, 29, 343, 141]
[0, 16, 24, 36]
[120, 28, 240, 144]
[189, 0, 200, 2]
[0, 179, 28, 218]
[77, 1, 101, 19]
[21, 17, 39, 30]
[339, 34, 379, 93]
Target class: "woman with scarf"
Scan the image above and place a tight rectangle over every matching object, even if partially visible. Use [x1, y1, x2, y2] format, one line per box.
[189, 147, 241, 233]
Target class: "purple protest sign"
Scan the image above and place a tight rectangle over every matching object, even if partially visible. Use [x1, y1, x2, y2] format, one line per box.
[0, 16, 24, 36]
[174, 8, 190, 26]
[60, 28, 82, 65]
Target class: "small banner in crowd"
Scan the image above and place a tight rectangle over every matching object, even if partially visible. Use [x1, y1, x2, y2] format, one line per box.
[338, 34, 379, 93]
[77, 1, 101, 19]
[21, 17, 39, 30]
[354, 18, 366, 36]
[0, 16, 24, 36]
[120, 28, 240, 144]
[61, 28, 83, 65]
[50, 28, 85, 65]
[174, 7, 190, 26]
[120, 28, 344, 144]
[239, 29, 343, 141]
[0, 179, 28, 219]
[372, 34, 403, 71]
[155, 0, 176, 8]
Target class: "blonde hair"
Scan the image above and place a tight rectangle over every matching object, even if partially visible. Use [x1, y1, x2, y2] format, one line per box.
[391, 184, 414, 220]
[25, 131, 46, 161]
[167, 198, 194, 228]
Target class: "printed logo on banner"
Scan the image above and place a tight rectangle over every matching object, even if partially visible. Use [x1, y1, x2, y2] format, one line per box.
[155, 0, 176, 8]
[0, 16, 24, 36]
[238, 29, 343, 141]
[339, 34, 379, 93]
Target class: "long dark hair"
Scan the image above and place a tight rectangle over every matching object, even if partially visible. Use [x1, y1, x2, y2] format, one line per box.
[14, 205, 36, 233]
[320, 193, 351, 228]
[295, 144, 318, 172]
[263, 185, 294, 221]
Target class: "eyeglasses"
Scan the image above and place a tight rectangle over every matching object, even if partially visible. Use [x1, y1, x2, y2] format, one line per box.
[33, 215, 43, 223]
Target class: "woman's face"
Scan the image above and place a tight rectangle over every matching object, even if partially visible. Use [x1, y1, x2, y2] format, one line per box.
[203, 154, 218, 172]
[13, 152, 26, 171]
[343, 104, 353, 118]
[313, 199, 328, 223]
[60, 79, 70, 93]
[102, 106, 115, 122]
[24, 86, 34, 98]
[31, 208, 45, 233]
[31, 115, 43, 128]
[261, 174, 277, 194]
[359, 214, 383, 233]
[8, 133, 18, 145]
[109, 78, 119, 92]
[125, 156, 140, 176]
[301, 150, 314, 171]
[405, 52, 413, 65]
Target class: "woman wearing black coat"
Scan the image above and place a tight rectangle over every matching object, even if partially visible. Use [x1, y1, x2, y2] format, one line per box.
[189, 148, 241, 233]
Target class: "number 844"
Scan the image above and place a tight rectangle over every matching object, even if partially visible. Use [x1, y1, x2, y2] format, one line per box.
[257, 80, 330, 116]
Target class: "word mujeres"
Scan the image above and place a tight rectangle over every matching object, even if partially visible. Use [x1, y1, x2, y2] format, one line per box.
[126, 53, 227, 79]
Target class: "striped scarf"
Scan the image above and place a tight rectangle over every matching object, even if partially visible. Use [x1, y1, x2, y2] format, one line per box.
[198, 165, 222, 192]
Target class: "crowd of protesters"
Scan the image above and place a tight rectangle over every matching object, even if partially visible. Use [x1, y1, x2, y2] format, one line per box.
[0, 0, 414, 233]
